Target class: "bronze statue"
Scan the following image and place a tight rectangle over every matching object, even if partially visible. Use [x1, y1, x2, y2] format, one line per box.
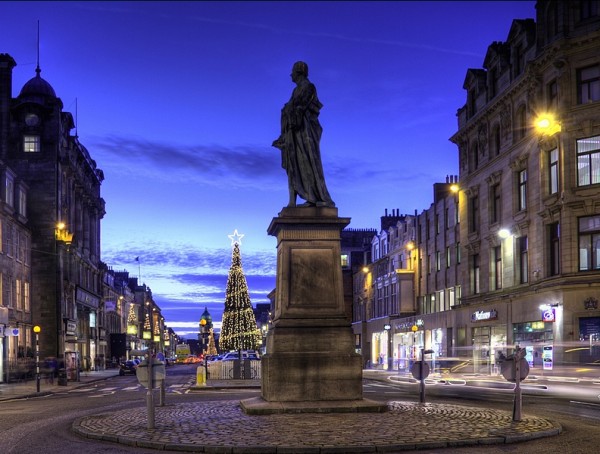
[273, 61, 335, 208]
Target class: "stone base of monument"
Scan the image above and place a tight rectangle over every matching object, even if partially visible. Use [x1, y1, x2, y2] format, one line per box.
[240, 206, 388, 415]
[240, 395, 387, 415]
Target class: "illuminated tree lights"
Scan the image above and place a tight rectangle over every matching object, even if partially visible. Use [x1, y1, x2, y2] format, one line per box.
[207, 329, 218, 356]
[127, 304, 137, 324]
[219, 241, 261, 351]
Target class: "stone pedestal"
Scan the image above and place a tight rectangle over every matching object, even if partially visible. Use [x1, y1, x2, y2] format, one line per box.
[241, 206, 385, 414]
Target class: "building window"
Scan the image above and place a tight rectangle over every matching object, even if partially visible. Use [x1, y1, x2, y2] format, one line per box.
[549, 222, 560, 276]
[547, 79, 558, 109]
[493, 246, 502, 290]
[577, 135, 600, 186]
[18, 189, 26, 217]
[24, 281, 30, 312]
[5, 224, 13, 257]
[456, 242, 461, 264]
[519, 236, 529, 284]
[6, 276, 13, 308]
[515, 105, 527, 141]
[518, 169, 527, 211]
[16, 279, 22, 311]
[469, 196, 479, 233]
[579, 215, 600, 271]
[446, 246, 451, 268]
[472, 254, 480, 294]
[436, 251, 441, 271]
[23, 135, 40, 153]
[341, 254, 349, 268]
[492, 125, 501, 157]
[468, 89, 476, 118]
[491, 183, 501, 224]
[549, 148, 559, 194]
[435, 214, 440, 234]
[471, 143, 479, 171]
[4, 175, 14, 207]
[577, 65, 600, 104]
[579, 0, 599, 20]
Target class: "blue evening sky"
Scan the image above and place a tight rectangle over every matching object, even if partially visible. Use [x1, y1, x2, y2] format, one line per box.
[1, 1, 536, 337]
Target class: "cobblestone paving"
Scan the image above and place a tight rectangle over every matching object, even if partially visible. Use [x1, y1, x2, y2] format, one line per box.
[73, 400, 561, 453]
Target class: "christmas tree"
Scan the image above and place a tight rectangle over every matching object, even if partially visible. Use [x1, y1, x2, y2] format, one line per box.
[207, 329, 218, 356]
[219, 230, 261, 351]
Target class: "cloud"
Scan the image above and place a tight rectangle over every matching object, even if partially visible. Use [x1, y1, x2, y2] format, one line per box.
[91, 135, 283, 190]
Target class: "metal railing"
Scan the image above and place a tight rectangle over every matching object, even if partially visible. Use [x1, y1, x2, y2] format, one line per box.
[207, 359, 261, 380]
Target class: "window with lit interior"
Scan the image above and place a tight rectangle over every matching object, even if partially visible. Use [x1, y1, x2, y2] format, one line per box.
[549, 148, 559, 194]
[578, 215, 600, 271]
[577, 135, 600, 186]
[23, 135, 40, 153]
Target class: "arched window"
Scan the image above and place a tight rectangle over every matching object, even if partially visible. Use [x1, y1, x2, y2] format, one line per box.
[491, 124, 501, 156]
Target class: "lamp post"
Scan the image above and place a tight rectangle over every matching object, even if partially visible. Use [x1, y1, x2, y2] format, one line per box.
[200, 319, 209, 380]
[384, 324, 393, 371]
[33, 325, 41, 393]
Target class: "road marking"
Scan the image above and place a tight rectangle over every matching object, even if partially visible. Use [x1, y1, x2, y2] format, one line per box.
[89, 391, 115, 397]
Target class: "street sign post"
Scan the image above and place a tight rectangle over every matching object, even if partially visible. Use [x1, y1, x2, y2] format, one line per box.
[136, 360, 166, 388]
[411, 349, 434, 403]
[500, 346, 529, 421]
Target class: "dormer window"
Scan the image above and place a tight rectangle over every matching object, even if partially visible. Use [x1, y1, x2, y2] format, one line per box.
[23, 135, 40, 153]
[5, 175, 14, 207]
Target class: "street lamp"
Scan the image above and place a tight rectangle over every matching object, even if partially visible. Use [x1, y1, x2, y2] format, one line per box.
[33, 325, 41, 393]
[498, 228, 511, 239]
[200, 319, 209, 379]
[384, 323, 393, 371]
[535, 113, 561, 136]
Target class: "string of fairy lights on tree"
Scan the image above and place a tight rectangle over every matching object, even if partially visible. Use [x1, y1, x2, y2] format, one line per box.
[219, 230, 261, 351]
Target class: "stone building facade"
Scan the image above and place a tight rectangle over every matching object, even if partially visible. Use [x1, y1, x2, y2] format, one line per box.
[450, 0, 600, 369]
[0, 53, 106, 374]
[353, 0, 600, 372]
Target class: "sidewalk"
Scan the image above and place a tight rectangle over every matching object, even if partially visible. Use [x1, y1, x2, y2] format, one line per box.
[0, 368, 120, 401]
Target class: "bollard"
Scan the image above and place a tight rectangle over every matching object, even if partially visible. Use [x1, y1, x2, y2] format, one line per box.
[196, 365, 206, 386]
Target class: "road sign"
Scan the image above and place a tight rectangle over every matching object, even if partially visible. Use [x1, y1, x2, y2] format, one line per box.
[500, 357, 529, 382]
[410, 361, 430, 380]
[136, 360, 166, 388]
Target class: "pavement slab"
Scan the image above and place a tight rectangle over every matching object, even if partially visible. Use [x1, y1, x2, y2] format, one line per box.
[72, 399, 561, 453]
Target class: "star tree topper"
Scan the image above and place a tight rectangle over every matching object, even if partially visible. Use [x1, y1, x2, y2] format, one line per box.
[228, 229, 245, 246]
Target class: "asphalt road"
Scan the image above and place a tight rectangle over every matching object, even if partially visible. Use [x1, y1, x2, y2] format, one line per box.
[0, 364, 599, 454]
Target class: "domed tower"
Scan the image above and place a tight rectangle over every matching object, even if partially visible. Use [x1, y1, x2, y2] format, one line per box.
[198, 307, 213, 353]
[18, 64, 58, 103]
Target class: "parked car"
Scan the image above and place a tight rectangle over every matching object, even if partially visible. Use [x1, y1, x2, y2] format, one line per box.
[119, 359, 139, 376]
[220, 350, 260, 361]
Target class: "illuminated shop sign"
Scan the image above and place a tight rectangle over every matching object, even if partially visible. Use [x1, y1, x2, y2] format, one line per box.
[471, 309, 498, 322]
[396, 319, 424, 330]
[541, 307, 556, 322]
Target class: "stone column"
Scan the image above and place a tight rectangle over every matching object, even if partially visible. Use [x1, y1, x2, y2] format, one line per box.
[261, 206, 363, 402]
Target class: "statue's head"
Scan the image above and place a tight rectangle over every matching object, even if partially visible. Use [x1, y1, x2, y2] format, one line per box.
[292, 61, 308, 77]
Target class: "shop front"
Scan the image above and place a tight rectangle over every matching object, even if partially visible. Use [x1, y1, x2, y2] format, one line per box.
[393, 319, 424, 372]
[470, 308, 507, 375]
[368, 318, 395, 370]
